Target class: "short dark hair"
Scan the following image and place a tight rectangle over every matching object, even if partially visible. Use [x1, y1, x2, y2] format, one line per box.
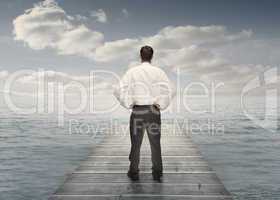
[140, 46, 153, 62]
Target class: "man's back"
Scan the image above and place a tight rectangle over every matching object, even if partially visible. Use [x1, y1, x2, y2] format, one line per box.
[127, 62, 166, 84]
[115, 62, 173, 110]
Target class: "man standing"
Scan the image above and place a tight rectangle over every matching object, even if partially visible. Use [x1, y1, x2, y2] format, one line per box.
[114, 46, 174, 181]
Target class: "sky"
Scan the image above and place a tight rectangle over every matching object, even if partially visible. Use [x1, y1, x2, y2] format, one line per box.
[0, 0, 279, 115]
[0, 0, 280, 72]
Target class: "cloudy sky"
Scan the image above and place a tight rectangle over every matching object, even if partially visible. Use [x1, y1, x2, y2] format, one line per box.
[0, 0, 279, 114]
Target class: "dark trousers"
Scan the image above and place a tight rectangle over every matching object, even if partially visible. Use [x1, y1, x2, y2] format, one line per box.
[129, 105, 163, 174]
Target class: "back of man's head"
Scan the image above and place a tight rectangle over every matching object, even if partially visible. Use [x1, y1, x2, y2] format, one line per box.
[140, 46, 153, 62]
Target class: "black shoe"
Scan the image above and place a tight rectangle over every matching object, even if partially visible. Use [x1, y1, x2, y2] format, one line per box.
[152, 172, 162, 182]
[127, 170, 139, 181]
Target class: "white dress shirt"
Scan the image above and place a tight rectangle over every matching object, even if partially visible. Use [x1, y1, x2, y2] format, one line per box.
[114, 62, 175, 110]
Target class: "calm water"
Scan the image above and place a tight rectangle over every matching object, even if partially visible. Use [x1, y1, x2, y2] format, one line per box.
[0, 113, 105, 200]
[0, 100, 279, 200]
[192, 120, 280, 200]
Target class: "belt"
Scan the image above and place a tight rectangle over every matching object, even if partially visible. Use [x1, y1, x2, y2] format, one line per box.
[132, 104, 160, 110]
[132, 105, 153, 108]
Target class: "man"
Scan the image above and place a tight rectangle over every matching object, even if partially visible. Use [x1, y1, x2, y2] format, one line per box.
[114, 46, 174, 181]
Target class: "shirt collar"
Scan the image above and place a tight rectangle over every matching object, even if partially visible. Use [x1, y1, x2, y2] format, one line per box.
[142, 61, 151, 65]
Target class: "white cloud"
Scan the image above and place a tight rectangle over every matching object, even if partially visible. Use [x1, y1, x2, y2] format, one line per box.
[89, 25, 255, 87]
[0, 70, 9, 79]
[75, 14, 88, 21]
[13, 0, 277, 90]
[15, 70, 109, 86]
[13, 0, 104, 57]
[13, 1, 252, 63]
[18, 70, 78, 84]
[0, 70, 113, 97]
[92, 25, 252, 63]
[158, 46, 226, 71]
[142, 25, 252, 49]
[94, 39, 140, 62]
[56, 24, 103, 57]
[90, 9, 107, 23]
[122, 9, 129, 18]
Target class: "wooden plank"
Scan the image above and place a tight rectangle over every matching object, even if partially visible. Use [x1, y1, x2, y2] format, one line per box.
[102, 137, 193, 143]
[79, 163, 209, 168]
[50, 195, 233, 200]
[84, 155, 204, 159]
[81, 155, 206, 165]
[80, 161, 208, 167]
[49, 123, 233, 200]
[91, 144, 198, 148]
[55, 183, 230, 196]
[91, 146, 199, 151]
[89, 149, 200, 156]
[88, 152, 201, 157]
[102, 137, 192, 142]
[75, 165, 212, 173]
[66, 173, 222, 184]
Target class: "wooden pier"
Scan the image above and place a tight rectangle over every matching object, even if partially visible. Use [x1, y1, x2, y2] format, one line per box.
[50, 124, 233, 200]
